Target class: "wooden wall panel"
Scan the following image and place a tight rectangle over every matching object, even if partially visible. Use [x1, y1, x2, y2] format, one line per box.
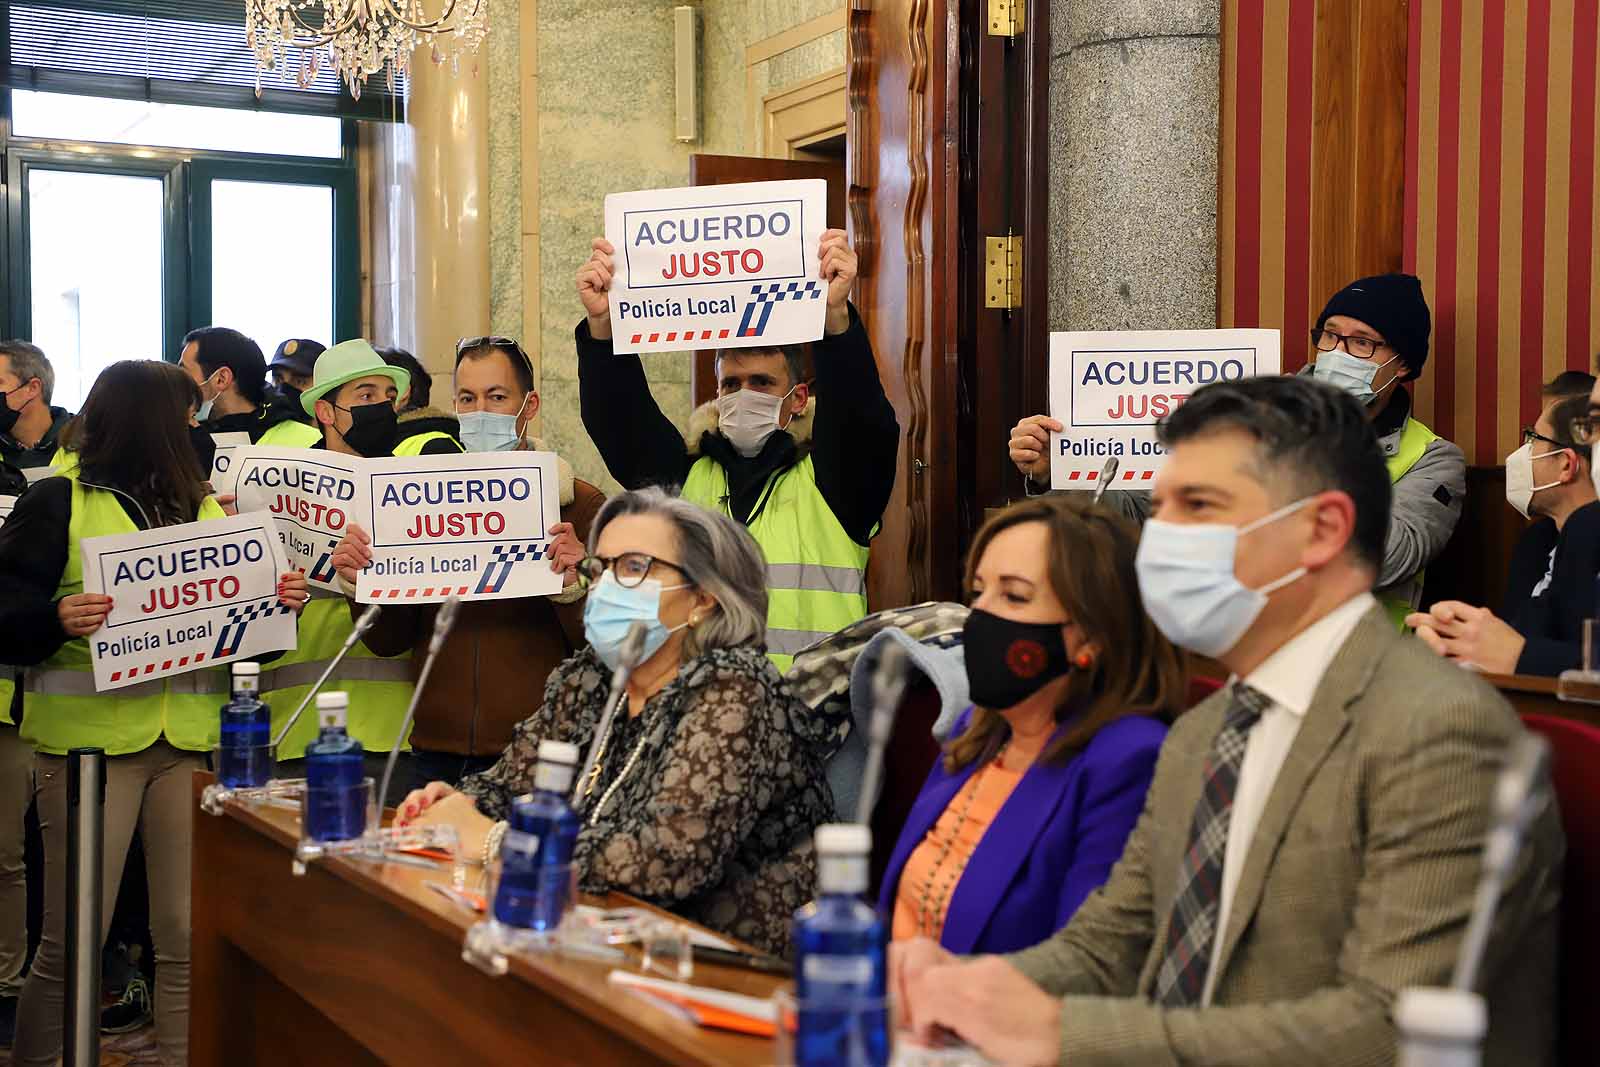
[1223, 0, 1600, 466]
[847, 0, 962, 609]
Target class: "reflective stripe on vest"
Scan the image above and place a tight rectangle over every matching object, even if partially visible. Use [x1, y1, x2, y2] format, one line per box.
[22, 474, 229, 755]
[392, 431, 459, 457]
[1381, 416, 1441, 629]
[681, 454, 869, 675]
[262, 596, 414, 760]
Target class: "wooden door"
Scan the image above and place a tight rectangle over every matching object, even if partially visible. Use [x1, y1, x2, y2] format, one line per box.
[687, 154, 847, 407]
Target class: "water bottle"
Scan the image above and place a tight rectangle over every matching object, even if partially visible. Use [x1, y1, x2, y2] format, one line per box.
[494, 740, 582, 930]
[303, 692, 366, 842]
[793, 823, 889, 1067]
[217, 661, 272, 788]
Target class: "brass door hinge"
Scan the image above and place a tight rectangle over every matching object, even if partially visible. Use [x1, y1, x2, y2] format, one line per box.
[988, 0, 1024, 38]
[985, 235, 1022, 309]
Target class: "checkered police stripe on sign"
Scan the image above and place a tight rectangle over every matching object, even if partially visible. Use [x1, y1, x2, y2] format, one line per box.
[475, 543, 549, 595]
[214, 598, 292, 659]
[736, 281, 824, 338]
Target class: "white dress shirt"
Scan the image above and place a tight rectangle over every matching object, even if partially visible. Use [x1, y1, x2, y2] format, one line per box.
[1200, 591, 1377, 1006]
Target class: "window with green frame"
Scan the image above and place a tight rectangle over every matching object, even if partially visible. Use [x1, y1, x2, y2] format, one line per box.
[0, 1, 387, 408]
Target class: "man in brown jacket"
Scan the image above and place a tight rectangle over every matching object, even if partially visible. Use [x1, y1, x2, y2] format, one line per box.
[331, 338, 603, 794]
[894, 375, 1563, 1066]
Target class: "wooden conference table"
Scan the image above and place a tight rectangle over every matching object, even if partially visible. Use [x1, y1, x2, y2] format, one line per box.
[189, 776, 787, 1067]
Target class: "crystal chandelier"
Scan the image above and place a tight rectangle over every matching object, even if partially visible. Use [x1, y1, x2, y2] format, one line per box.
[245, 0, 490, 100]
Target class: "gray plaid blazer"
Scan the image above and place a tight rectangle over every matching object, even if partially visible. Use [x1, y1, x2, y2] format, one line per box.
[1007, 605, 1564, 1066]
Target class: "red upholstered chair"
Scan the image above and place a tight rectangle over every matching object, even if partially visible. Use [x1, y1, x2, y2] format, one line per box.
[868, 680, 945, 899]
[1519, 713, 1600, 1067]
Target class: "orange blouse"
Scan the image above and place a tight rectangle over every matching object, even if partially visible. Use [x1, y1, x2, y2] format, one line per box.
[891, 759, 1023, 941]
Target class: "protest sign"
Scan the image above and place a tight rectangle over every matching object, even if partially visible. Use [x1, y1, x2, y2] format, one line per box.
[0, 496, 15, 526]
[1048, 329, 1281, 488]
[80, 512, 295, 692]
[354, 451, 564, 604]
[207, 431, 252, 484]
[603, 179, 828, 355]
[215, 446, 360, 592]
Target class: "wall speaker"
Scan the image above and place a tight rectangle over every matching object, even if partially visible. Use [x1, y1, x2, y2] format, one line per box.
[674, 6, 700, 143]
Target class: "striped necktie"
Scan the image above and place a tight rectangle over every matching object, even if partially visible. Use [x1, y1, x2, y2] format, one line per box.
[1152, 682, 1271, 1007]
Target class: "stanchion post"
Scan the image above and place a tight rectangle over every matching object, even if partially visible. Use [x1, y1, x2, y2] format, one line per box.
[64, 747, 105, 1067]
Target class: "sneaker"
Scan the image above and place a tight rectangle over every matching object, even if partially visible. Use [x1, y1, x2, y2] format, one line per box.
[100, 974, 152, 1034]
[0, 994, 16, 1048]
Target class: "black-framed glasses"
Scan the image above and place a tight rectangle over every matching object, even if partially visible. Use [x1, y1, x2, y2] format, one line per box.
[455, 335, 534, 381]
[577, 553, 692, 589]
[1522, 426, 1566, 450]
[1310, 327, 1390, 360]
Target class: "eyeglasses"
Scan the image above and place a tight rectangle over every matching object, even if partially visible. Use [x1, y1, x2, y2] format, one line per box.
[577, 553, 692, 589]
[1310, 328, 1390, 361]
[455, 336, 534, 381]
[1522, 426, 1566, 450]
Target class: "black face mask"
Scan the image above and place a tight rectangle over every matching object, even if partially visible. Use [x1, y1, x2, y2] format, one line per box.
[336, 400, 398, 458]
[275, 384, 302, 407]
[962, 608, 1073, 711]
[0, 391, 21, 436]
[188, 425, 217, 476]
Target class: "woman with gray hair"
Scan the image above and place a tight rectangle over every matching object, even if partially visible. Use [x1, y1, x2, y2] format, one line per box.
[396, 488, 848, 956]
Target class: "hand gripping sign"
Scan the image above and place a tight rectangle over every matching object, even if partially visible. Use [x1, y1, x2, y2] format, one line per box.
[354, 451, 564, 604]
[1048, 329, 1282, 489]
[212, 446, 360, 593]
[604, 178, 828, 355]
[80, 512, 296, 692]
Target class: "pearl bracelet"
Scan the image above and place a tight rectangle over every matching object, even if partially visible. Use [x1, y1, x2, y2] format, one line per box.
[481, 820, 508, 868]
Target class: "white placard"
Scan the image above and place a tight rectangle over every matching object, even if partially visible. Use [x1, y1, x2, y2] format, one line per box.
[215, 446, 360, 592]
[80, 512, 296, 692]
[20, 465, 55, 485]
[207, 431, 252, 484]
[0, 496, 15, 526]
[1048, 329, 1282, 489]
[354, 451, 564, 604]
[603, 179, 828, 355]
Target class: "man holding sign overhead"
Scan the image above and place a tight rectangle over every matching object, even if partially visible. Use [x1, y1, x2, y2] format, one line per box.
[575, 180, 898, 673]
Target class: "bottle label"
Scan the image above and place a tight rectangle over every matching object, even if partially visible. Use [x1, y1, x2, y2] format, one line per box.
[502, 829, 542, 861]
[801, 955, 874, 986]
[236, 678, 258, 696]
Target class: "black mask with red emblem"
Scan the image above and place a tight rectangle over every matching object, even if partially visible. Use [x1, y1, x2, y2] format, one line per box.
[961, 608, 1073, 711]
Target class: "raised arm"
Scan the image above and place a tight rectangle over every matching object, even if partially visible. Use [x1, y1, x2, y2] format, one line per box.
[574, 237, 694, 489]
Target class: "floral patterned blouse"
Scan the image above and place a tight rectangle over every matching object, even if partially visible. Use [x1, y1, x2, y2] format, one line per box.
[458, 643, 848, 957]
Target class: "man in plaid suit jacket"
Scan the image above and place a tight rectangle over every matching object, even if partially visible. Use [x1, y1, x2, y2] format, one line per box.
[895, 376, 1563, 1066]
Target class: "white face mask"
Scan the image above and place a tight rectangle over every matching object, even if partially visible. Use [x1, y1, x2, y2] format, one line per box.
[1504, 441, 1564, 520]
[1134, 497, 1314, 658]
[1311, 350, 1401, 407]
[715, 386, 795, 458]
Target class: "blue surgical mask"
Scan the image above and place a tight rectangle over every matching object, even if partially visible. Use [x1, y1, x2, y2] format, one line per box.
[583, 571, 691, 670]
[458, 410, 523, 452]
[195, 371, 223, 422]
[1311, 350, 1401, 406]
[1134, 497, 1313, 657]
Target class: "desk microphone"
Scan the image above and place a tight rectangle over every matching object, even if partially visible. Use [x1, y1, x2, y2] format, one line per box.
[272, 603, 383, 750]
[1091, 456, 1120, 505]
[855, 641, 909, 825]
[572, 621, 650, 816]
[1452, 732, 1550, 993]
[377, 596, 461, 813]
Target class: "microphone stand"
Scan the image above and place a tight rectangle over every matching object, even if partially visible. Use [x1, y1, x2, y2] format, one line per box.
[272, 603, 384, 750]
[377, 596, 462, 813]
[854, 641, 909, 825]
[572, 621, 649, 817]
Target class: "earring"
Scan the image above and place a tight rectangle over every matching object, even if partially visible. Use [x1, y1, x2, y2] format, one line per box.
[1074, 651, 1094, 669]
[689, 613, 701, 628]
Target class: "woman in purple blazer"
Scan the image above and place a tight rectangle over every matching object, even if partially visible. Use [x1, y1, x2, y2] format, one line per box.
[880, 495, 1186, 956]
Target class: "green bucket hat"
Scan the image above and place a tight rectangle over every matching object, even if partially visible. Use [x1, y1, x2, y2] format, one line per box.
[300, 339, 411, 417]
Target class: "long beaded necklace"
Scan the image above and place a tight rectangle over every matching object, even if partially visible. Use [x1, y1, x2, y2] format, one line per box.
[913, 743, 1008, 937]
